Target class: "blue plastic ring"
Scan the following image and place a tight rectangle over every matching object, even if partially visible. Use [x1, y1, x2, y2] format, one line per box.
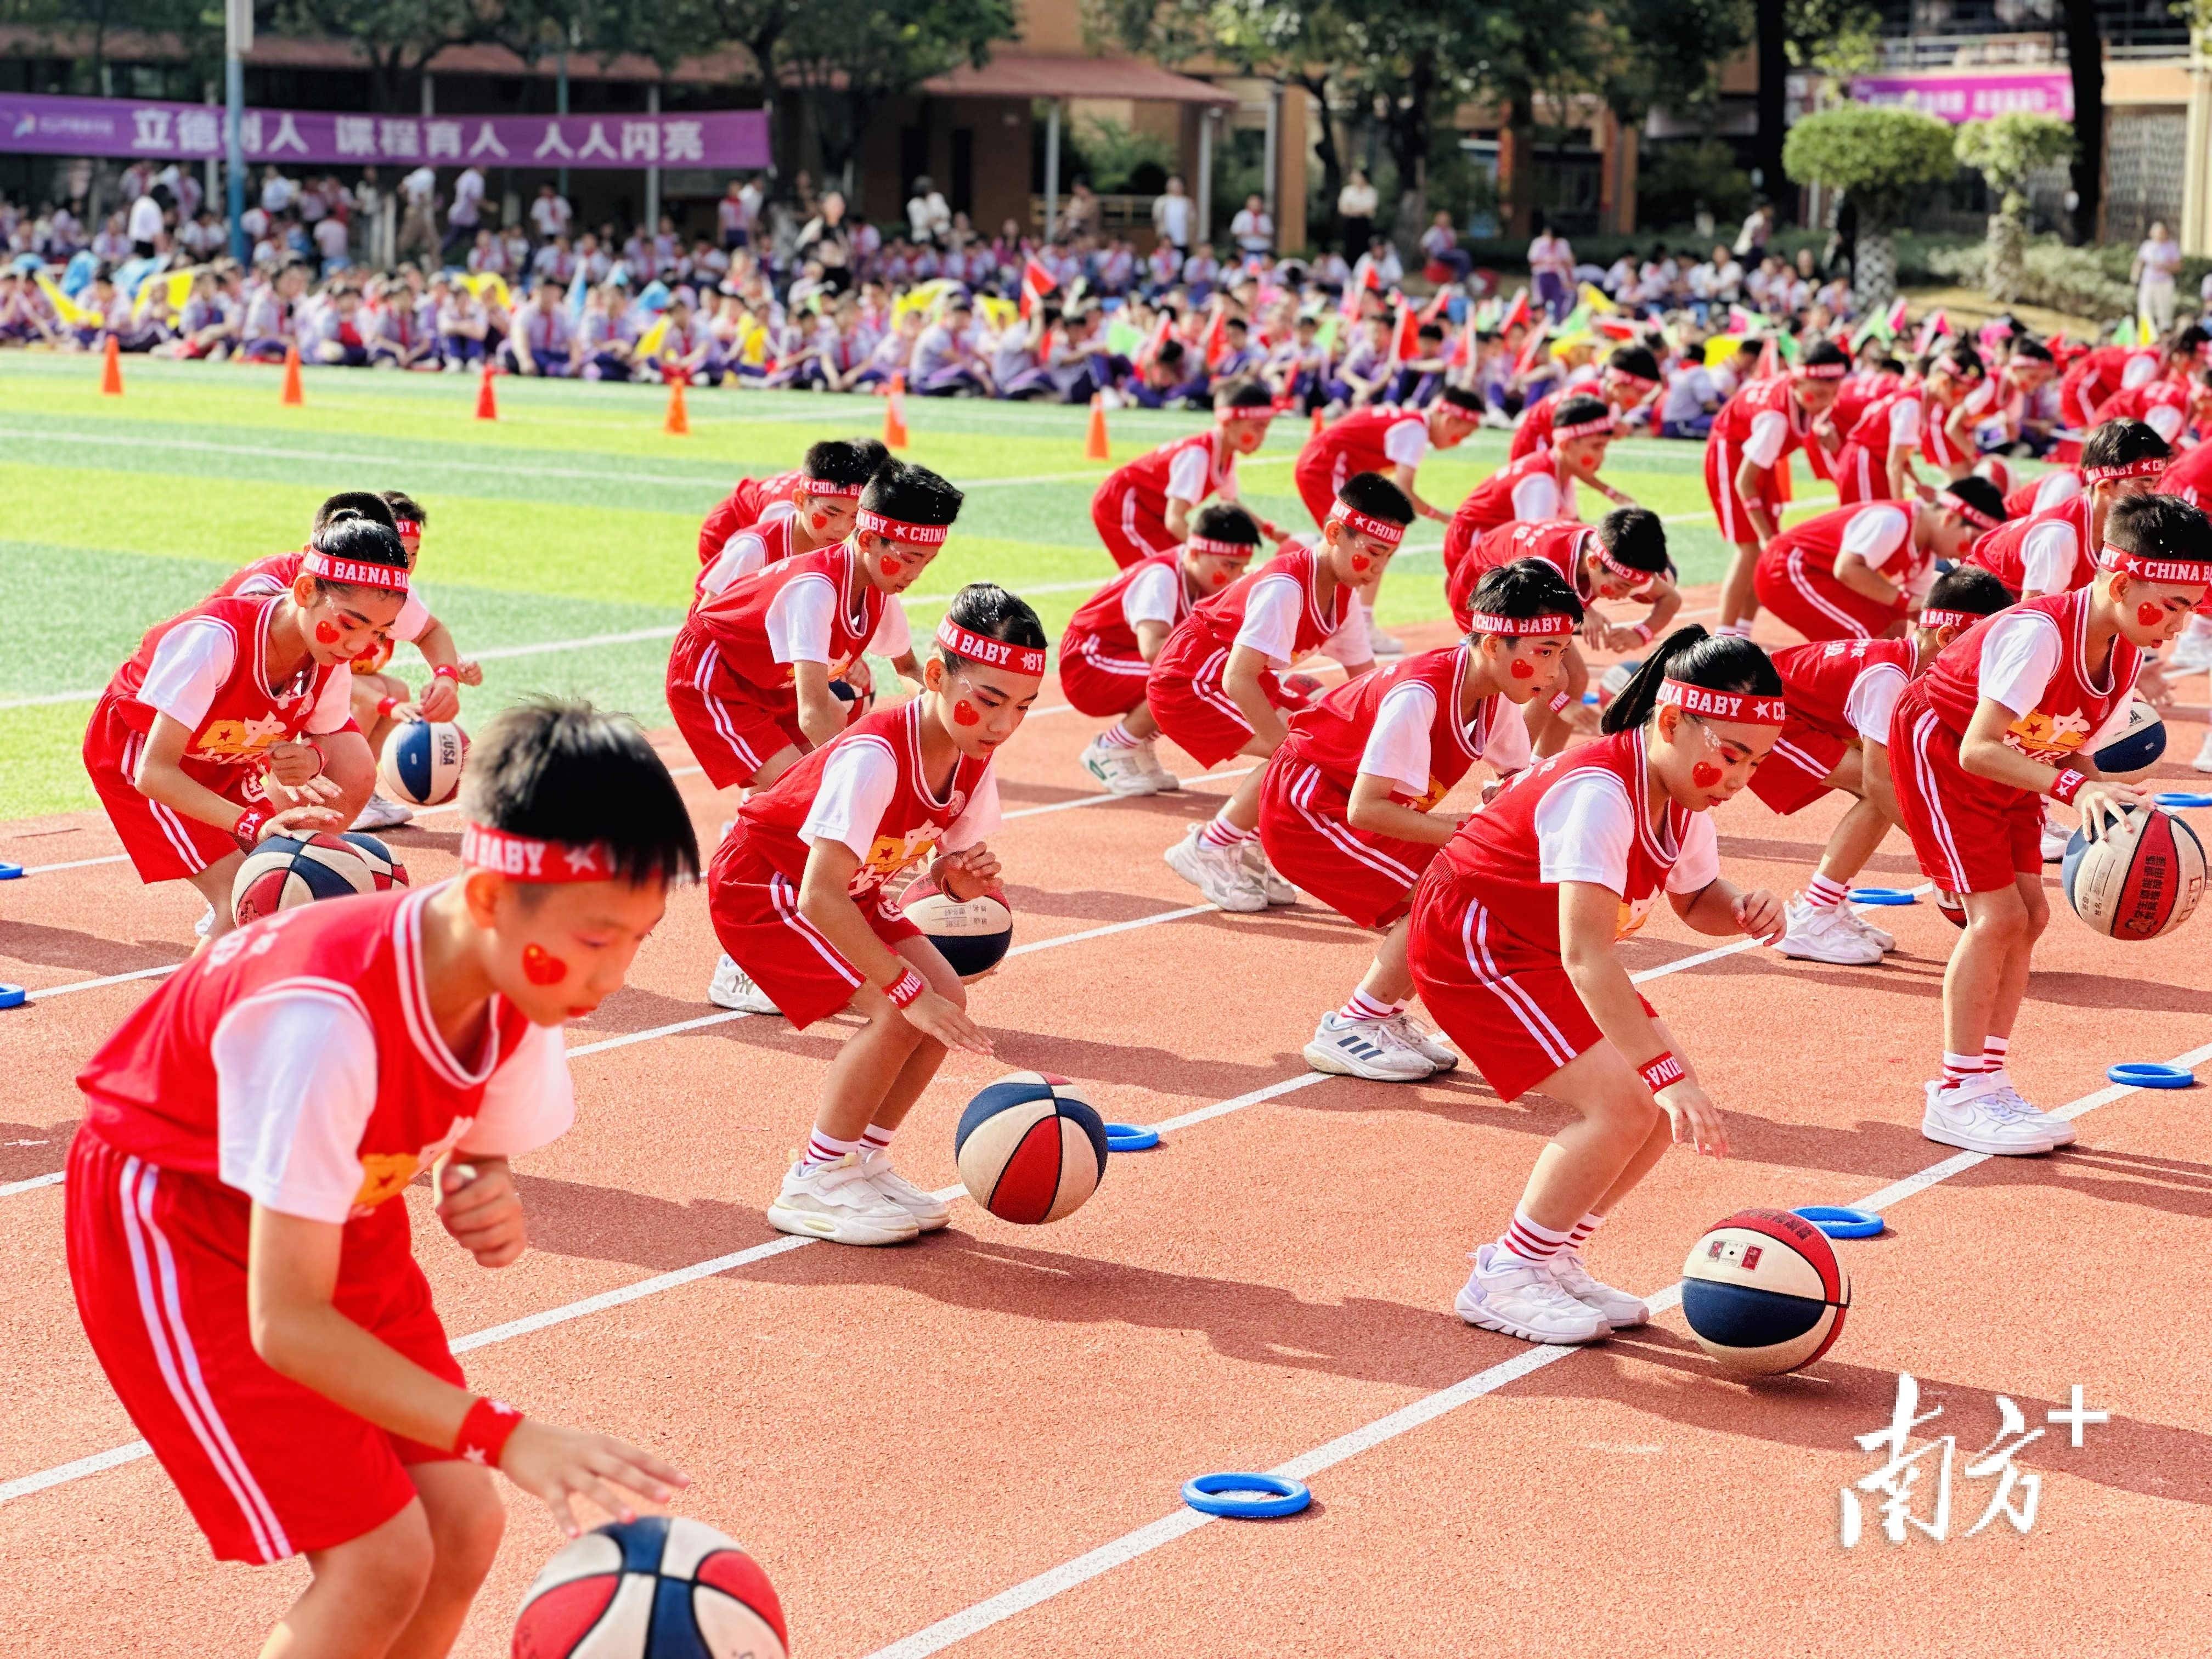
[1182, 1472, 1311, 1518]
[1104, 1123, 1160, 1151]
[2153, 792, 2212, 809]
[2108, 1062, 2196, 1089]
[1792, 1204, 1886, 1239]
[0, 862, 21, 880]
[0, 985, 25, 1011]
[1847, 888, 1917, 906]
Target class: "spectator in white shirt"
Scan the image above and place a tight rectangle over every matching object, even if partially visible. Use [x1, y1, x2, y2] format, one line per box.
[443, 165, 485, 261]
[127, 189, 167, 258]
[529, 184, 572, 244]
[1152, 175, 1194, 255]
[1229, 194, 1273, 261]
[905, 176, 951, 247]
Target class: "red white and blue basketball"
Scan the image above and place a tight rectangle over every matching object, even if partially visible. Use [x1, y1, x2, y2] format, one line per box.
[232, 832, 408, 925]
[2062, 806, 2206, 941]
[511, 1515, 787, 1659]
[2090, 697, 2165, 775]
[830, 674, 874, 727]
[1597, 657, 1641, 709]
[378, 718, 470, 806]
[901, 876, 1013, 978]
[954, 1070, 1108, 1224]
[1679, 1207, 1850, 1376]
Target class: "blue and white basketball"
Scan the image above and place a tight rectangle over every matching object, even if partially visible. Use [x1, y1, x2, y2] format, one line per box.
[378, 719, 470, 806]
[1679, 1207, 1850, 1376]
[232, 832, 408, 924]
[2090, 697, 2165, 776]
[511, 1515, 787, 1659]
[954, 1071, 1108, 1224]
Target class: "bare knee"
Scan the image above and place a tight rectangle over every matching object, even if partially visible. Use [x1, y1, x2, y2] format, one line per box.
[317, 1498, 435, 1622]
[419, 1466, 505, 1588]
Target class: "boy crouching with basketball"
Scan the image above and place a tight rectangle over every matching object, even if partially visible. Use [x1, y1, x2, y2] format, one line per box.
[1889, 494, 2212, 1156]
[66, 702, 697, 1658]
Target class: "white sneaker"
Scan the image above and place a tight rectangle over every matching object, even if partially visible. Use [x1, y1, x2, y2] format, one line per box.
[1368, 627, 1407, 656]
[194, 904, 215, 939]
[1131, 737, 1179, 792]
[1454, 1244, 1610, 1344]
[856, 1150, 952, 1229]
[1303, 1011, 1434, 1081]
[1984, 1069, 2075, 1147]
[1164, 826, 1269, 912]
[1081, 735, 1162, 797]
[351, 793, 413, 831]
[1383, 1011, 1458, 1073]
[2164, 624, 2212, 674]
[1547, 1250, 1649, 1329]
[708, 953, 782, 1014]
[2195, 729, 2212, 776]
[1242, 842, 1298, 905]
[1773, 898, 1883, 965]
[2041, 817, 2072, 864]
[766, 1156, 921, 1245]
[1840, 905, 1896, 953]
[1920, 1077, 2055, 1156]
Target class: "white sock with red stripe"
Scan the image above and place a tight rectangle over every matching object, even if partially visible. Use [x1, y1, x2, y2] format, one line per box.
[1499, 1209, 1573, 1264]
[1940, 1051, 1986, 1090]
[1717, 621, 1753, 640]
[1982, 1034, 2011, 1075]
[1097, 721, 1143, 751]
[1198, 813, 1258, 851]
[1804, 873, 1850, 911]
[1338, 989, 1402, 1025]
[860, 1124, 896, 1158]
[802, 1129, 860, 1170]
[1566, 1211, 1605, 1251]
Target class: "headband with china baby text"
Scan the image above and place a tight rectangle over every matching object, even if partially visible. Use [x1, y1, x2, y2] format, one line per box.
[461, 822, 617, 882]
[1328, 499, 1407, 548]
[936, 618, 1048, 678]
[2099, 544, 2212, 583]
[301, 549, 408, 592]
[1655, 679, 1787, 726]
[856, 509, 950, 547]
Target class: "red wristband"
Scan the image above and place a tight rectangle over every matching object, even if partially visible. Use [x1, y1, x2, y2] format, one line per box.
[884, 967, 926, 1008]
[454, 1396, 523, 1468]
[1638, 1052, 1685, 1094]
[376, 696, 399, 719]
[432, 664, 459, 681]
[2050, 768, 2089, 805]
[1630, 620, 1654, 645]
[232, 805, 269, 852]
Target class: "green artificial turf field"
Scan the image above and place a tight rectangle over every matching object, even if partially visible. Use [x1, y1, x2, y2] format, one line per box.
[0, 351, 1820, 821]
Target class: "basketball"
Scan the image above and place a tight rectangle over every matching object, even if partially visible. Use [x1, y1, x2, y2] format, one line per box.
[2090, 697, 2165, 775]
[232, 832, 408, 925]
[1597, 658, 1641, 709]
[1679, 1207, 1850, 1376]
[901, 876, 1013, 978]
[1279, 670, 1326, 709]
[511, 1515, 786, 1659]
[378, 719, 470, 806]
[2062, 806, 2206, 941]
[953, 1070, 1109, 1224]
[1935, 888, 1967, 928]
[831, 674, 873, 727]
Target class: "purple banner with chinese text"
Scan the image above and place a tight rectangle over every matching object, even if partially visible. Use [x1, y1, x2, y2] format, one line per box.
[1851, 72, 2073, 125]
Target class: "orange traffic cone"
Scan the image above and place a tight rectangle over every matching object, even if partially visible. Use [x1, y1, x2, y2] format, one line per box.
[475, 363, 498, 421]
[100, 335, 123, 396]
[1310, 404, 1324, 436]
[279, 343, 304, 406]
[663, 369, 690, 436]
[884, 371, 910, 449]
[1085, 393, 1111, 461]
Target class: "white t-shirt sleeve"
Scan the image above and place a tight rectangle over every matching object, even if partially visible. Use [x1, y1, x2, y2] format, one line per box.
[1533, 771, 1636, 893]
[699, 529, 770, 599]
[1741, 409, 1791, 469]
[1845, 662, 1910, 746]
[1977, 611, 2063, 715]
[1357, 681, 1438, 796]
[459, 1022, 575, 1158]
[212, 989, 379, 1224]
[867, 599, 911, 657]
[1481, 696, 1533, 773]
[1315, 595, 1372, 667]
[1383, 416, 1429, 469]
[1121, 561, 1182, 629]
[796, 737, 899, 857]
[1887, 398, 1923, 447]
[2121, 353, 2157, 391]
[1841, 504, 1912, 572]
[1231, 574, 1304, 666]
[2019, 521, 2081, 595]
[2145, 402, 2186, 444]
[1166, 444, 1211, 504]
[139, 618, 238, 729]
[1511, 471, 1561, 523]
[305, 664, 354, 735]
[1666, 810, 1720, 894]
[389, 589, 432, 645]
[944, 768, 1001, 851]
[765, 573, 838, 665]
[2034, 472, 2083, 512]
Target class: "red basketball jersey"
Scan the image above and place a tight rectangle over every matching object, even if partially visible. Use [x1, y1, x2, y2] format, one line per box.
[1508, 387, 1566, 461]
[2005, 470, 2080, 520]
[1446, 520, 1598, 627]
[1708, 375, 1810, 462]
[1299, 404, 1422, 483]
[1769, 500, 1923, 587]
[2159, 442, 2212, 507]
[1062, 552, 1190, 662]
[1281, 644, 1504, 808]
[1842, 387, 1924, 460]
[1968, 493, 2095, 596]
[213, 549, 308, 601]
[693, 504, 797, 612]
[1771, 637, 1915, 741]
[692, 539, 887, 693]
[698, 469, 804, 564]
[1443, 449, 1564, 567]
[1162, 544, 1345, 668]
[1917, 590, 2140, 762]
[1104, 428, 1234, 508]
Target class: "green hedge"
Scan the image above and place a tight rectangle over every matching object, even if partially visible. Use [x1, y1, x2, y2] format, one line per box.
[1922, 233, 2207, 325]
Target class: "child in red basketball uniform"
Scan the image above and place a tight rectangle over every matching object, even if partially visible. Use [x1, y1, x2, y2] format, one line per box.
[693, 437, 884, 608]
[1268, 560, 1581, 1082]
[1441, 396, 1632, 565]
[85, 517, 405, 941]
[1510, 346, 1661, 461]
[1409, 633, 1785, 1345]
[67, 702, 698, 1656]
[1892, 494, 2211, 1155]
[1153, 473, 1406, 912]
[1703, 338, 1849, 634]
[708, 584, 1047, 1246]
[1752, 477, 2007, 645]
[1090, 379, 1277, 569]
[1970, 421, 2171, 601]
[1065, 503, 1261, 797]
[1759, 566, 2014, 966]
[697, 436, 890, 568]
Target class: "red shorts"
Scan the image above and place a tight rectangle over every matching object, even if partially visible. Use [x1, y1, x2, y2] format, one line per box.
[1257, 759, 1437, 929]
[1887, 691, 2044, 894]
[1293, 457, 1342, 529]
[1147, 642, 1304, 771]
[1704, 438, 1784, 549]
[1749, 721, 1849, 815]
[64, 1128, 464, 1564]
[1828, 443, 1893, 506]
[665, 626, 804, 791]
[83, 697, 247, 883]
[1091, 484, 1176, 571]
[1752, 549, 1902, 644]
[1056, 633, 1153, 719]
[706, 839, 923, 1029]
[1407, 862, 1656, 1103]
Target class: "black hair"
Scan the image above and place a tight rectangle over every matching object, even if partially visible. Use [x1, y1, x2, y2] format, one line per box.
[1335, 470, 1415, 524]
[1923, 564, 2012, 620]
[1938, 474, 2007, 526]
[305, 516, 410, 594]
[1607, 344, 1661, 383]
[314, 491, 398, 532]
[1465, 557, 1585, 635]
[2168, 323, 2209, 360]
[461, 699, 698, 888]
[1155, 338, 1187, 368]
[936, 582, 1048, 672]
[1877, 356, 1908, 376]
[1801, 338, 1849, 374]
[1936, 345, 1984, 379]
[1418, 321, 1444, 341]
[1192, 502, 1262, 545]
[1438, 384, 1484, 414]
[2013, 338, 2055, 364]
[1553, 393, 1610, 432]
[1600, 626, 1781, 735]
[1226, 315, 1250, 331]
[2081, 418, 2172, 475]
[803, 436, 890, 489]
[1596, 506, 1668, 573]
[2104, 493, 2212, 565]
[1215, 376, 1274, 411]
[861, 459, 963, 527]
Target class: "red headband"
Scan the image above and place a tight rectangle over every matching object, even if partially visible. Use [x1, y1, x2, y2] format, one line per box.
[803, 478, 865, 499]
[1328, 500, 1407, 548]
[1216, 405, 1272, 424]
[1466, 611, 1575, 637]
[1552, 414, 1615, 440]
[2099, 544, 2212, 584]
[1656, 678, 1787, 726]
[301, 549, 408, 592]
[1187, 535, 1254, 557]
[856, 509, 949, 548]
[2083, 455, 2167, 482]
[1918, 608, 1979, 631]
[1796, 362, 1848, 380]
[936, 618, 1048, 678]
[461, 822, 617, 882]
[1937, 489, 2003, 532]
[1604, 368, 1659, 390]
[1590, 540, 1649, 586]
[391, 517, 423, 540]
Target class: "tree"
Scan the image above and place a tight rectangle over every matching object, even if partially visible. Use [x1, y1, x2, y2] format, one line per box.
[2059, 0, 2101, 244]
[1955, 113, 2073, 302]
[266, 0, 626, 114]
[1782, 104, 1954, 308]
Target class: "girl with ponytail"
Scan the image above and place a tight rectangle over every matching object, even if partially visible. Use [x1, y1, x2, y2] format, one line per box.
[1405, 625, 1787, 1347]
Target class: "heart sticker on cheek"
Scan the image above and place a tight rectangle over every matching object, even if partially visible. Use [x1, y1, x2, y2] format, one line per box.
[521, 944, 568, 986]
[1692, 761, 1723, 788]
[1510, 658, 1536, 680]
[1351, 554, 1372, 573]
[952, 699, 980, 726]
[314, 620, 342, 645]
[2138, 602, 2165, 627]
[879, 556, 902, 577]
[1210, 569, 1231, 586]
